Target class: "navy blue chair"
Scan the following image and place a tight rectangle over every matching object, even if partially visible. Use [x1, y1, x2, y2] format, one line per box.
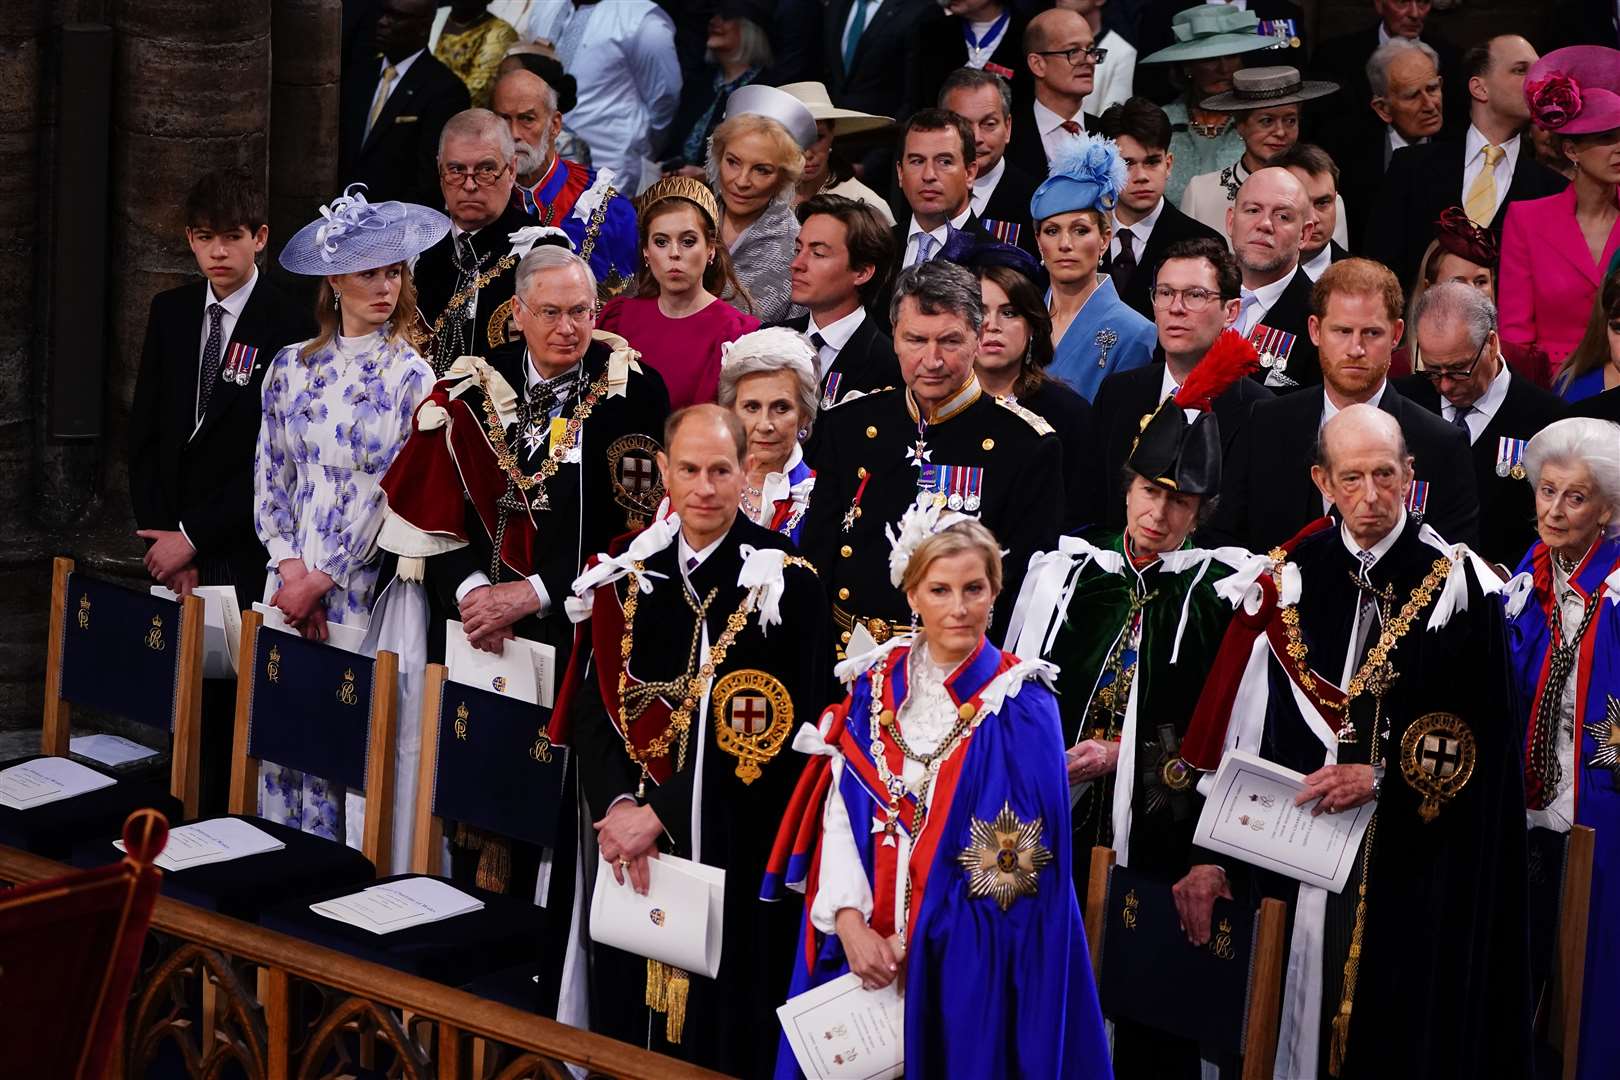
[120, 608, 398, 922]
[1, 557, 199, 858]
[261, 662, 572, 999]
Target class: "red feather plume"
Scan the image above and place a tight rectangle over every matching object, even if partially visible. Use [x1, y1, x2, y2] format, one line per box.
[1172, 329, 1261, 413]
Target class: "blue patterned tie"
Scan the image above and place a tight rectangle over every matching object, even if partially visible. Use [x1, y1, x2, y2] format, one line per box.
[913, 232, 936, 267]
[843, 0, 871, 72]
[197, 303, 225, 423]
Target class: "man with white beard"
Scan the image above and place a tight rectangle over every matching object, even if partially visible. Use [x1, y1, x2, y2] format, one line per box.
[491, 67, 640, 296]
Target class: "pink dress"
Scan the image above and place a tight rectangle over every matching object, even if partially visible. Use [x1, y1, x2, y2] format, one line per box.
[598, 295, 759, 409]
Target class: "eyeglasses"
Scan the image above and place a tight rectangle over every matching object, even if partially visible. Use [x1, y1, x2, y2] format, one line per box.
[439, 160, 511, 187]
[1034, 45, 1108, 67]
[1150, 285, 1222, 312]
[517, 296, 596, 328]
[1417, 333, 1489, 383]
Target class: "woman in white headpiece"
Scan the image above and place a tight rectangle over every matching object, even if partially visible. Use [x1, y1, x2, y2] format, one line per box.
[716, 326, 819, 543]
[762, 496, 1109, 1078]
[252, 186, 448, 840]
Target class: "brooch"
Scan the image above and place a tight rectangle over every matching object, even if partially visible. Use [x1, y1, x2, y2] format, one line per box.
[1094, 328, 1118, 369]
[1400, 711, 1476, 822]
[956, 801, 1053, 910]
[711, 668, 793, 784]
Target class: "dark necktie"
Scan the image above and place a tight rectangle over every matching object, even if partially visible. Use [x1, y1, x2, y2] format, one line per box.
[1113, 228, 1137, 283]
[1451, 404, 1473, 430]
[810, 331, 828, 352]
[1059, 120, 1083, 136]
[197, 302, 226, 423]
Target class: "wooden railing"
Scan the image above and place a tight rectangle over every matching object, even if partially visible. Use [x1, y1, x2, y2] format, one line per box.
[0, 845, 730, 1080]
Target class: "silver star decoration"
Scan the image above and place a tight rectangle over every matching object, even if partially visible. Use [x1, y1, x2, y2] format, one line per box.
[1584, 695, 1620, 777]
[906, 436, 932, 469]
[520, 421, 547, 456]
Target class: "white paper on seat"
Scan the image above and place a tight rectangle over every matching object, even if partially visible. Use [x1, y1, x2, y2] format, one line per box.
[70, 734, 160, 767]
[777, 971, 904, 1080]
[254, 602, 369, 654]
[0, 757, 117, 810]
[115, 817, 286, 871]
[588, 854, 725, 979]
[1192, 750, 1375, 893]
[445, 620, 556, 707]
[310, 876, 485, 935]
[151, 585, 242, 678]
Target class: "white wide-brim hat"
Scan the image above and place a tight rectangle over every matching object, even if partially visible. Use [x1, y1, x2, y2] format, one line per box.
[777, 81, 893, 138]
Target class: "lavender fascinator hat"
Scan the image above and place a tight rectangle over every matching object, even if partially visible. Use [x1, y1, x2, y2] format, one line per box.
[279, 185, 451, 276]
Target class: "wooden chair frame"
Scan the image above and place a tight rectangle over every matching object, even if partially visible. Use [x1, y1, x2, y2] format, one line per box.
[410, 663, 449, 876]
[40, 556, 205, 818]
[225, 609, 400, 875]
[1087, 846, 1286, 1080]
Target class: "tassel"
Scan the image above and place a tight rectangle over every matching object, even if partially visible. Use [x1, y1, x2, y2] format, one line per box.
[474, 833, 511, 894]
[1329, 815, 1377, 1077]
[644, 960, 689, 1043]
[646, 958, 668, 1011]
[664, 967, 689, 1044]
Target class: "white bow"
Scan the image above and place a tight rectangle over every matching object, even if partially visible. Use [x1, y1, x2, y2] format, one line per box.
[737, 545, 788, 634]
[565, 502, 679, 623]
[507, 225, 574, 260]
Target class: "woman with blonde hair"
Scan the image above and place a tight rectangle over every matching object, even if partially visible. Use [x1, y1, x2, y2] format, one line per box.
[763, 498, 1109, 1078]
[598, 176, 758, 409]
[254, 186, 446, 839]
[707, 85, 818, 323]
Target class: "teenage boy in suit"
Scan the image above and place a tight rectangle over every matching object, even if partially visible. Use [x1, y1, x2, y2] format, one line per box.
[129, 168, 313, 813]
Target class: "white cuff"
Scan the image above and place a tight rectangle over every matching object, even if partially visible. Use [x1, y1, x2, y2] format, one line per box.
[264, 537, 299, 568]
[526, 573, 551, 617]
[455, 572, 492, 603]
[177, 521, 197, 554]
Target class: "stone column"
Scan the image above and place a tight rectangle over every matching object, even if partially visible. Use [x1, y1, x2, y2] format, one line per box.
[269, 0, 342, 277]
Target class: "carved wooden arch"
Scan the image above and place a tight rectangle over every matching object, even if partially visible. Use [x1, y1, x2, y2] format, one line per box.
[126, 942, 268, 1080]
[295, 994, 431, 1080]
[490, 1052, 574, 1080]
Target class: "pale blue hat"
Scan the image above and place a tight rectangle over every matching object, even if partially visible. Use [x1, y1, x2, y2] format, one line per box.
[1029, 136, 1128, 222]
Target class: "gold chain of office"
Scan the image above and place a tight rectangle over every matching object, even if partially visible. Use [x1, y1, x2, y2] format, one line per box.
[478, 368, 609, 493]
[1268, 549, 1450, 716]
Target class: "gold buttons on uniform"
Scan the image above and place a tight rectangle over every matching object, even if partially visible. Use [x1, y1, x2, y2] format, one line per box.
[840, 630, 851, 643]
[958, 703, 976, 721]
[982, 438, 995, 451]
[838, 588, 850, 600]
[866, 426, 877, 438]
[840, 545, 853, 558]
[858, 466, 868, 477]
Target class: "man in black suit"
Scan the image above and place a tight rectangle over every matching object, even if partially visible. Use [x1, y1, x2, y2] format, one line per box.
[1366, 35, 1567, 288]
[1277, 142, 1352, 280]
[779, 194, 900, 411]
[129, 169, 314, 813]
[1093, 237, 1271, 528]
[912, 0, 1030, 109]
[412, 108, 533, 371]
[1396, 282, 1565, 567]
[1007, 7, 1103, 180]
[1310, 0, 1461, 134]
[825, 0, 942, 174]
[1228, 167, 1320, 387]
[1205, 257, 1480, 551]
[892, 110, 991, 269]
[940, 68, 1041, 255]
[1337, 38, 1447, 247]
[338, 0, 470, 207]
[1096, 97, 1222, 320]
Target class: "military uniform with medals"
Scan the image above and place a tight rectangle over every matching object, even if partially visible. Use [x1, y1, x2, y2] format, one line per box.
[1179, 515, 1533, 1079]
[799, 375, 1065, 658]
[561, 512, 830, 1077]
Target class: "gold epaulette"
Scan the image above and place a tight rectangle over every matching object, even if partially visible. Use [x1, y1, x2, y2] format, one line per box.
[994, 395, 1054, 436]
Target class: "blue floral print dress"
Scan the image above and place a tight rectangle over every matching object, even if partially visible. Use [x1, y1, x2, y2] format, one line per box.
[252, 329, 432, 840]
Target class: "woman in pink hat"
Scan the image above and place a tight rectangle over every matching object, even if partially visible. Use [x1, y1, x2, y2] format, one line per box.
[1500, 46, 1620, 389]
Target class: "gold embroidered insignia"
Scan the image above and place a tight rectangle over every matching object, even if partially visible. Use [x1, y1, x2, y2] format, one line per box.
[1584, 695, 1620, 778]
[454, 702, 470, 741]
[77, 595, 91, 630]
[607, 433, 664, 528]
[956, 801, 1053, 910]
[712, 669, 793, 784]
[486, 297, 519, 348]
[1400, 711, 1476, 822]
[144, 614, 166, 652]
[337, 668, 359, 706]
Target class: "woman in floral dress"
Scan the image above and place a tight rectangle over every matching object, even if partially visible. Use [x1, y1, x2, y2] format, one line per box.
[253, 187, 449, 839]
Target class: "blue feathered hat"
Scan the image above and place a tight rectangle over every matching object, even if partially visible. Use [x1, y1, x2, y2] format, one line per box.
[1029, 135, 1128, 222]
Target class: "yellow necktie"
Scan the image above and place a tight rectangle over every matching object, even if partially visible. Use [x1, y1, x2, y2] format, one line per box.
[1464, 144, 1506, 226]
[365, 64, 398, 137]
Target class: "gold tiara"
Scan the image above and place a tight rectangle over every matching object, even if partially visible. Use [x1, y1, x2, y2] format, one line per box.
[634, 176, 720, 230]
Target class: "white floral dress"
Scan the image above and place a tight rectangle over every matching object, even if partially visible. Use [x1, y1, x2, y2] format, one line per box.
[252, 329, 432, 840]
